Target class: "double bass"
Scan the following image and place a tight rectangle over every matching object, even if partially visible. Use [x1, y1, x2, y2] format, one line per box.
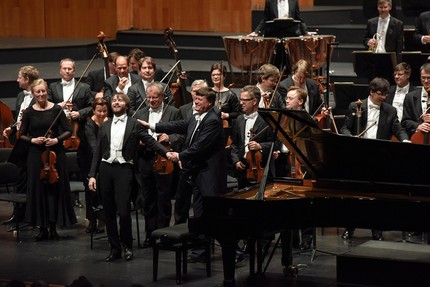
[164, 27, 192, 107]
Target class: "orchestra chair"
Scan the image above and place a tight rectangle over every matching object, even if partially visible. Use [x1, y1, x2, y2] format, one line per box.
[89, 204, 141, 250]
[0, 161, 26, 241]
[151, 223, 211, 284]
[0, 148, 12, 163]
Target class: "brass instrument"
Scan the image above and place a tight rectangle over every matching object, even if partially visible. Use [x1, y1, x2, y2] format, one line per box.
[369, 33, 382, 53]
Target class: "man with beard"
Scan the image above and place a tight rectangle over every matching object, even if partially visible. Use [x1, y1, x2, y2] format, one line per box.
[88, 93, 169, 262]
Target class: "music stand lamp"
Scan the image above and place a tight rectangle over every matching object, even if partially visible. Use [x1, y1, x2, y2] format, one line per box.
[353, 51, 397, 85]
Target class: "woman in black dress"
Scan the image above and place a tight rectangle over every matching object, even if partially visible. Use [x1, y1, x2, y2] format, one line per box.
[19, 79, 76, 241]
[83, 98, 109, 233]
[210, 63, 241, 125]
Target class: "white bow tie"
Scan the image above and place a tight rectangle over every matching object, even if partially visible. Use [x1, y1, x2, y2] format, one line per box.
[61, 80, 73, 86]
[396, 87, 406, 93]
[369, 103, 380, 110]
[244, 112, 258, 120]
[23, 90, 32, 97]
[113, 115, 126, 124]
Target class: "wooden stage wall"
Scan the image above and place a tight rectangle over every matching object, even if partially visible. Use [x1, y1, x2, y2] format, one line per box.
[0, 0, 313, 38]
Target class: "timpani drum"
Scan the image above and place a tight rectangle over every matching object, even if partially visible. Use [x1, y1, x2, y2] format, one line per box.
[282, 35, 336, 70]
[223, 36, 278, 84]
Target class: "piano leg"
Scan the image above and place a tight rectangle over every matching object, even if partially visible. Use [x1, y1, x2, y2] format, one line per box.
[220, 240, 237, 287]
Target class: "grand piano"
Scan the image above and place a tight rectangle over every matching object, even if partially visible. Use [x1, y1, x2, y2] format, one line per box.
[203, 108, 430, 286]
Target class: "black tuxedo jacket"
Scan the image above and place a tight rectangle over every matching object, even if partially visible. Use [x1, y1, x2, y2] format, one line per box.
[89, 116, 168, 178]
[85, 68, 106, 97]
[278, 76, 322, 115]
[402, 89, 426, 135]
[363, 16, 404, 54]
[413, 11, 430, 53]
[155, 107, 226, 197]
[103, 73, 141, 100]
[127, 80, 172, 115]
[386, 84, 417, 106]
[254, 0, 307, 36]
[48, 81, 93, 121]
[341, 99, 408, 141]
[135, 105, 181, 152]
[230, 114, 274, 167]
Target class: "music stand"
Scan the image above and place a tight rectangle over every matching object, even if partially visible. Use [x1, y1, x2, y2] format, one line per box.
[401, 52, 430, 86]
[264, 18, 302, 38]
[352, 51, 397, 85]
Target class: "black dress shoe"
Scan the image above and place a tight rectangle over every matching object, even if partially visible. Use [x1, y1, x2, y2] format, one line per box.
[2, 214, 17, 225]
[74, 199, 83, 208]
[341, 229, 354, 240]
[124, 248, 134, 261]
[49, 229, 60, 240]
[34, 229, 49, 242]
[372, 230, 384, 241]
[105, 250, 121, 262]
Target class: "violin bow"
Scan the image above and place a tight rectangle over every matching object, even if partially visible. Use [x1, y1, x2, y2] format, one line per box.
[267, 66, 286, 108]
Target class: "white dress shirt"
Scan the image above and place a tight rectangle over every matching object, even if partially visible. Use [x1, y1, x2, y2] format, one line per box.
[103, 114, 129, 164]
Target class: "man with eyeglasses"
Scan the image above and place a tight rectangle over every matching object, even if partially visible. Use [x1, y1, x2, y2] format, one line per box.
[386, 62, 417, 122]
[402, 62, 430, 137]
[340, 77, 409, 241]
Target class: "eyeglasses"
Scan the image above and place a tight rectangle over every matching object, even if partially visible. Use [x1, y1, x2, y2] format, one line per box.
[421, 76, 430, 81]
[373, 91, 388, 96]
[240, 98, 254, 102]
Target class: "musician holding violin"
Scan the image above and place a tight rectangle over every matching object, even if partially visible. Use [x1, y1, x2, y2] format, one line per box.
[134, 82, 181, 242]
[402, 62, 430, 139]
[1, 66, 39, 226]
[230, 85, 275, 189]
[48, 58, 93, 208]
[19, 79, 76, 242]
[256, 64, 286, 109]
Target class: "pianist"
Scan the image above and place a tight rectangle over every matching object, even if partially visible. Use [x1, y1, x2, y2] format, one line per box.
[340, 76, 409, 240]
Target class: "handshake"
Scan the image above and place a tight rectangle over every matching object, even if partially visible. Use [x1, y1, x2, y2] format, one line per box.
[166, 151, 182, 169]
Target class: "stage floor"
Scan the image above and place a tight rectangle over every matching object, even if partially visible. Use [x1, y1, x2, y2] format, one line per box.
[0, 196, 426, 287]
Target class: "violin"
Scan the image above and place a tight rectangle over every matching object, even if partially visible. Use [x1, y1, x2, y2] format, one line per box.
[164, 27, 192, 107]
[245, 129, 264, 183]
[0, 100, 14, 148]
[153, 139, 174, 175]
[63, 102, 80, 151]
[40, 132, 59, 184]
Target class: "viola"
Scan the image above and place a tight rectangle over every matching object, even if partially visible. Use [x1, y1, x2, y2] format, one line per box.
[245, 129, 264, 183]
[40, 134, 59, 184]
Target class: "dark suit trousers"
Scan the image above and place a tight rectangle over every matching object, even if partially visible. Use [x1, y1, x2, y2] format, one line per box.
[137, 154, 172, 236]
[99, 161, 133, 251]
[174, 167, 193, 224]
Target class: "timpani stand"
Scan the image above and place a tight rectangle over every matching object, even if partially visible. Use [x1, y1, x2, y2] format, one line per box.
[352, 51, 397, 85]
[223, 36, 278, 85]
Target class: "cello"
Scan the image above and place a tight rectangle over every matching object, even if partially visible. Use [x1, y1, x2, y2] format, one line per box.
[164, 27, 192, 107]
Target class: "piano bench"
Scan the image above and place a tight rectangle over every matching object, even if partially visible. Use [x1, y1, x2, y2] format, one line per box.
[151, 223, 211, 284]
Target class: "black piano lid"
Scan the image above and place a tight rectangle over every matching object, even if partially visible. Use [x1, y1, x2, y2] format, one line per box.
[259, 108, 430, 194]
